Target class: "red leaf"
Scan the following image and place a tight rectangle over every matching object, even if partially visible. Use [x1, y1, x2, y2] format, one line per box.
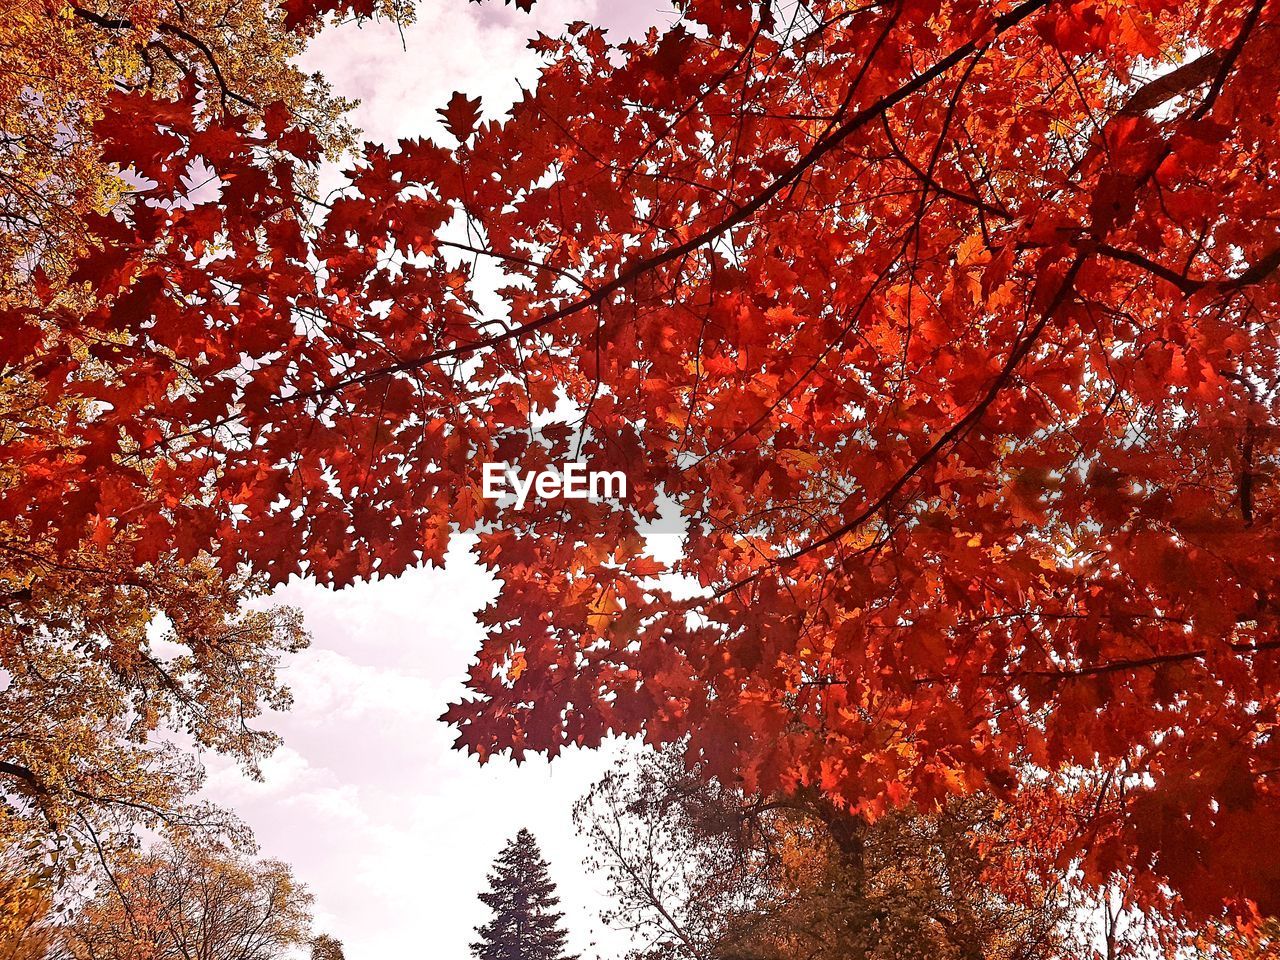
[437, 91, 482, 143]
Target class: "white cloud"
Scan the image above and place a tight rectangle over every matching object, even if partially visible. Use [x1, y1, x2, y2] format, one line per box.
[299, 0, 668, 150]
[204, 745, 323, 800]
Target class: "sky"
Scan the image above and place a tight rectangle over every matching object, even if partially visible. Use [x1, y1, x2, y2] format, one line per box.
[203, 542, 629, 958]
[200, 3, 677, 957]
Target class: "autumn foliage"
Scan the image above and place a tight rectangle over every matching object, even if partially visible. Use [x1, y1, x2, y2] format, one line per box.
[4, 0, 1280, 943]
[1, 0, 329, 880]
[576, 745, 1075, 960]
[63, 841, 313, 960]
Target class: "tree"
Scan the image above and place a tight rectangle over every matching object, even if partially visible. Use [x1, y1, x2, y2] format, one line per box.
[0, 855, 63, 960]
[472, 829, 575, 960]
[0, 0, 374, 872]
[577, 746, 1280, 960]
[0, 542, 307, 871]
[0, 0, 382, 305]
[6, 0, 1280, 933]
[310, 934, 346, 960]
[64, 840, 313, 960]
[576, 745, 1074, 960]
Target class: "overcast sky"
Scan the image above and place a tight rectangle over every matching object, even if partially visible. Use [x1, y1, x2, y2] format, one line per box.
[204, 542, 629, 957]
[201, 3, 676, 957]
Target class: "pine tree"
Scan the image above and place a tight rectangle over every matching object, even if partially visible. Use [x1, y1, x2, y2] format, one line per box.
[472, 829, 575, 960]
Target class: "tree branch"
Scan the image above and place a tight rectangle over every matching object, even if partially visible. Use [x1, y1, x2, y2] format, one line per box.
[70, 5, 258, 112]
[284, 0, 1059, 405]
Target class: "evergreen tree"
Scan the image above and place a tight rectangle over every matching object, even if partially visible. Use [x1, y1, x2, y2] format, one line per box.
[472, 829, 575, 960]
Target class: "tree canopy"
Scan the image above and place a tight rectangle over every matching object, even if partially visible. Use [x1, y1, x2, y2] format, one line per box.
[576, 744, 1076, 960]
[3, 0, 1280, 941]
[64, 841, 313, 960]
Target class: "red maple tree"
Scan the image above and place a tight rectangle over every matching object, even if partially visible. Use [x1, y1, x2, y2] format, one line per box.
[8, 0, 1280, 928]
